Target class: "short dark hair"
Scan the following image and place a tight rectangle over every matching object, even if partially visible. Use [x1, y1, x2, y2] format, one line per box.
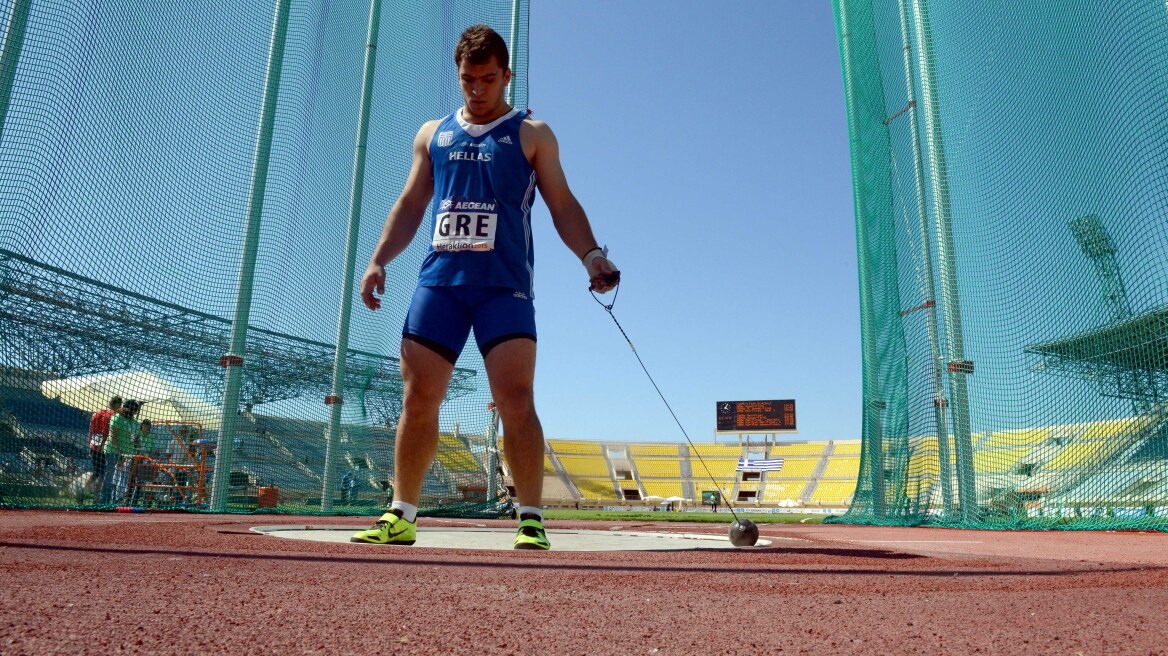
[455, 24, 509, 69]
[109, 395, 123, 409]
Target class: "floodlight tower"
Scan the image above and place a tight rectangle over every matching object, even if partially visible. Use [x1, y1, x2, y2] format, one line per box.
[1069, 214, 1133, 322]
[1067, 214, 1159, 412]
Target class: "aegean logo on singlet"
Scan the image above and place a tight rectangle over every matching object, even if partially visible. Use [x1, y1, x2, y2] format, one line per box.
[437, 131, 454, 147]
[433, 197, 498, 252]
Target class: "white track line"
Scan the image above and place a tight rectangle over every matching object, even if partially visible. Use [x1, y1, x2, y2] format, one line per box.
[850, 540, 984, 544]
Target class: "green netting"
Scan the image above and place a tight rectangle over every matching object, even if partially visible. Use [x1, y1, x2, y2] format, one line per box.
[0, 0, 529, 517]
[832, 0, 1168, 529]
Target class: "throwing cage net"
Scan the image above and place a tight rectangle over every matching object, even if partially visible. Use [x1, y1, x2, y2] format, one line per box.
[0, 0, 529, 516]
[833, 0, 1168, 529]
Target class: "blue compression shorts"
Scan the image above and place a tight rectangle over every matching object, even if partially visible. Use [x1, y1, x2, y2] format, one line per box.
[402, 285, 536, 365]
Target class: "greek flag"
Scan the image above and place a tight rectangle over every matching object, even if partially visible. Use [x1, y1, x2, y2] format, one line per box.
[737, 457, 785, 472]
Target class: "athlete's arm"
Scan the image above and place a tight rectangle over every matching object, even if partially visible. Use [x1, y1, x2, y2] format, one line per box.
[361, 121, 438, 310]
[523, 120, 619, 293]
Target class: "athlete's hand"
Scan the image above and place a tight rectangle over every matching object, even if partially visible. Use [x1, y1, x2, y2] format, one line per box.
[360, 265, 386, 310]
[583, 247, 620, 293]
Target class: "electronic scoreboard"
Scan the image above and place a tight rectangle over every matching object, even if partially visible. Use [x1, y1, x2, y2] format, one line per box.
[715, 399, 797, 433]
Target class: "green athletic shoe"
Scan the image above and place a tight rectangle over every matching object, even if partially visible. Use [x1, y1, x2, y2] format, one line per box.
[513, 516, 551, 550]
[350, 512, 416, 545]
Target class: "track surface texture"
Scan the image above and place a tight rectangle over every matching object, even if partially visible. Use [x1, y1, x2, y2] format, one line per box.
[1, 510, 1165, 655]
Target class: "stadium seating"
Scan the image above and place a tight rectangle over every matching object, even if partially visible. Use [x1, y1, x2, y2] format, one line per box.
[981, 427, 1053, 450]
[1043, 440, 1126, 470]
[832, 441, 862, 455]
[543, 455, 556, 475]
[547, 439, 603, 455]
[558, 455, 611, 478]
[574, 478, 617, 498]
[629, 444, 680, 457]
[762, 480, 806, 502]
[635, 459, 681, 478]
[691, 458, 739, 478]
[820, 457, 860, 479]
[1, 386, 91, 431]
[769, 457, 820, 479]
[689, 444, 743, 458]
[642, 480, 683, 498]
[542, 475, 574, 500]
[436, 433, 479, 472]
[972, 447, 1032, 474]
[810, 480, 856, 504]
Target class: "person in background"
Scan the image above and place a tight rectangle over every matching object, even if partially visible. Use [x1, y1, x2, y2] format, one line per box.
[340, 470, 353, 505]
[129, 419, 155, 506]
[103, 399, 140, 505]
[348, 472, 360, 505]
[89, 395, 122, 503]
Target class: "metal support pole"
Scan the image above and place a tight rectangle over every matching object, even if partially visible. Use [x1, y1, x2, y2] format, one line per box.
[321, 0, 382, 513]
[0, 0, 32, 142]
[896, 0, 952, 516]
[505, 0, 521, 106]
[835, 0, 885, 517]
[910, 0, 977, 522]
[486, 405, 500, 504]
[210, 0, 292, 512]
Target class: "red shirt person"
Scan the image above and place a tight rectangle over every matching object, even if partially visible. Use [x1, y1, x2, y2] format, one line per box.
[89, 396, 122, 503]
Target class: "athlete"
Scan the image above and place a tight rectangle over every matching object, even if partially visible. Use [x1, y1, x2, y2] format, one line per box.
[351, 24, 617, 550]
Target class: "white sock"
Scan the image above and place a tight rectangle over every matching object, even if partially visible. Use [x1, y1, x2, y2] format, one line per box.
[518, 505, 543, 521]
[390, 501, 418, 523]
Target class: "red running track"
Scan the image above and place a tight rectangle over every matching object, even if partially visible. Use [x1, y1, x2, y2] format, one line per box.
[1, 510, 1165, 655]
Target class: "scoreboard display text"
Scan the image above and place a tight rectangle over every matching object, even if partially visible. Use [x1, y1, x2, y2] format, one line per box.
[716, 399, 796, 433]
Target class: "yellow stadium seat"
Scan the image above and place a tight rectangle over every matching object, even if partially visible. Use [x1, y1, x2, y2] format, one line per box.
[1043, 440, 1125, 470]
[972, 447, 1031, 474]
[558, 455, 610, 477]
[762, 481, 807, 502]
[820, 457, 859, 479]
[542, 476, 574, 499]
[547, 440, 603, 455]
[432, 433, 479, 472]
[435, 449, 478, 472]
[543, 455, 555, 475]
[574, 478, 617, 498]
[642, 480, 683, 498]
[769, 457, 819, 478]
[635, 459, 681, 478]
[629, 444, 680, 457]
[1080, 417, 1142, 439]
[832, 441, 862, 455]
[981, 427, 1053, 450]
[690, 458, 739, 478]
[689, 444, 743, 458]
[811, 480, 856, 504]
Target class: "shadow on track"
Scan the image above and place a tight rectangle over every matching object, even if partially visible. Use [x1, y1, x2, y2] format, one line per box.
[3, 540, 1162, 578]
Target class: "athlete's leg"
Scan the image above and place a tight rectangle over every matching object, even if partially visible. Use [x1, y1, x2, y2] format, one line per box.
[392, 337, 455, 507]
[483, 338, 543, 508]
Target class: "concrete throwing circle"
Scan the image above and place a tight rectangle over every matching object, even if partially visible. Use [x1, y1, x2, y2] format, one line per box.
[250, 525, 772, 551]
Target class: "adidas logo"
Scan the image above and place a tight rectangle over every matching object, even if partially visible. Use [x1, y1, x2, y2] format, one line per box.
[498, 135, 513, 145]
[512, 290, 528, 299]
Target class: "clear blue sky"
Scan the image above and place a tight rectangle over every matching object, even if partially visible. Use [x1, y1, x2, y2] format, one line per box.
[522, 2, 861, 443]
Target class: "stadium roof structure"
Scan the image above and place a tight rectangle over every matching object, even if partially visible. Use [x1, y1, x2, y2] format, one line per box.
[0, 248, 477, 423]
[1025, 305, 1168, 404]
